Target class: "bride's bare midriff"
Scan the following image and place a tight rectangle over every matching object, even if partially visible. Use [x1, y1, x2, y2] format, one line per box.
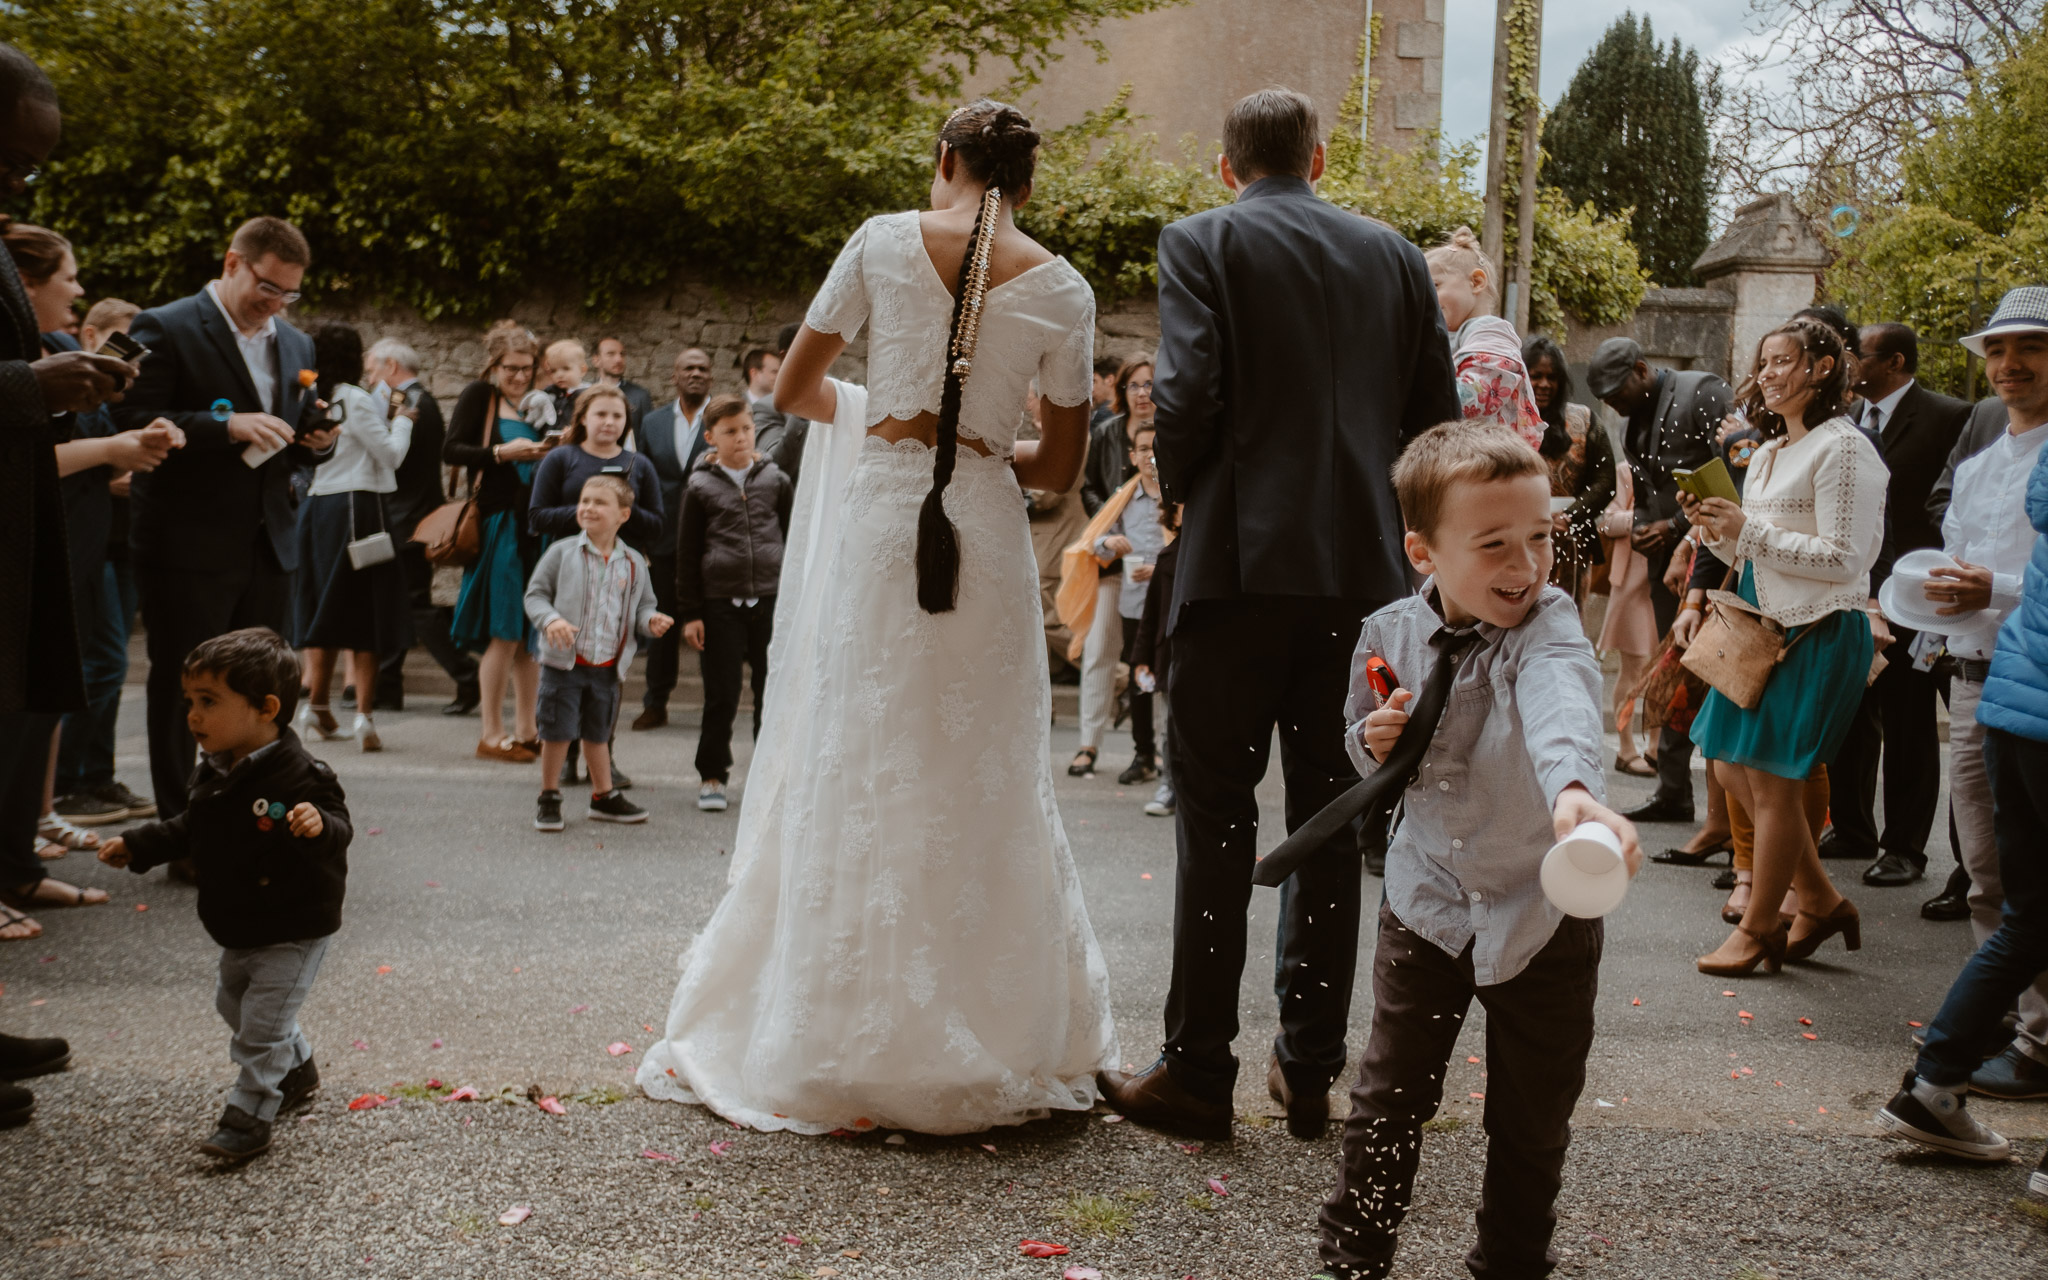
[867, 411, 1002, 458]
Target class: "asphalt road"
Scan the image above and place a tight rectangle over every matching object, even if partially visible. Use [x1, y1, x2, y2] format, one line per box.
[2, 689, 2041, 1278]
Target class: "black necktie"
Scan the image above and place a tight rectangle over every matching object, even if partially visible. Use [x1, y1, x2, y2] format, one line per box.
[1252, 626, 1482, 888]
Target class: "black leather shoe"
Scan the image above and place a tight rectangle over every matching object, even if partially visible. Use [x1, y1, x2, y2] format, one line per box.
[1863, 851, 1925, 887]
[279, 1057, 320, 1111]
[1922, 865, 1972, 921]
[1267, 1054, 1330, 1140]
[0, 1032, 70, 1080]
[198, 1105, 272, 1162]
[1969, 1044, 2048, 1100]
[1619, 797, 1693, 825]
[1097, 1059, 1232, 1140]
[1816, 829, 1874, 860]
[0, 1080, 31, 1128]
[1652, 840, 1733, 866]
[441, 688, 481, 716]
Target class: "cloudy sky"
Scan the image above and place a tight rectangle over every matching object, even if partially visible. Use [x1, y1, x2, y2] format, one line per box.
[1438, 0, 1766, 148]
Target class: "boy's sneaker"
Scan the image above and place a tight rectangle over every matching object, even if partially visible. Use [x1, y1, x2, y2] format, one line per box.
[1118, 757, 1161, 786]
[1144, 783, 1176, 817]
[698, 781, 728, 812]
[1876, 1072, 2011, 1161]
[588, 790, 647, 824]
[534, 791, 566, 832]
[198, 1105, 272, 1163]
[52, 790, 128, 826]
[100, 781, 155, 819]
[278, 1057, 320, 1111]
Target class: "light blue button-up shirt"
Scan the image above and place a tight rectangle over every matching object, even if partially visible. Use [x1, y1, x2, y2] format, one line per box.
[1344, 582, 1607, 985]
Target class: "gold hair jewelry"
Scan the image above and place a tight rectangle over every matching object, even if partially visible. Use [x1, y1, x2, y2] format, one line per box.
[950, 186, 1002, 378]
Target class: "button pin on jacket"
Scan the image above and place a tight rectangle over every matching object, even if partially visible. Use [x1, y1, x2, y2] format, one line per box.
[251, 798, 269, 816]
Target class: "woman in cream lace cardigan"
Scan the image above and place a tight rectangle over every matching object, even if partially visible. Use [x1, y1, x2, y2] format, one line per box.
[1681, 318, 1889, 978]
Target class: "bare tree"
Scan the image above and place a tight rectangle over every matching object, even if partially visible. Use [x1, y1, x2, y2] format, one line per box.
[1717, 0, 2034, 205]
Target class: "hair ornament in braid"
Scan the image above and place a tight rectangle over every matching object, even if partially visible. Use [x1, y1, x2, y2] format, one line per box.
[914, 183, 1005, 614]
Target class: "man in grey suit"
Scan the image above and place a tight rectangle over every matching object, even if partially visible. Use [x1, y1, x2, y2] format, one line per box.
[1099, 88, 1459, 1143]
[629, 348, 712, 730]
[1587, 338, 1730, 825]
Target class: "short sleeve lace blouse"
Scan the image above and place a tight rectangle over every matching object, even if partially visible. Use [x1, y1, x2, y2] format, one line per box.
[804, 211, 1096, 457]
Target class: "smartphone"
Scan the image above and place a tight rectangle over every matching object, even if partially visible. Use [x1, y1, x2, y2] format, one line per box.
[1673, 457, 1742, 505]
[1366, 656, 1399, 708]
[98, 330, 148, 362]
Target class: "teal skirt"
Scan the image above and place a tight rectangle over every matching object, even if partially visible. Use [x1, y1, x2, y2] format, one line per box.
[1690, 565, 1873, 779]
[451, 509, 539, 650]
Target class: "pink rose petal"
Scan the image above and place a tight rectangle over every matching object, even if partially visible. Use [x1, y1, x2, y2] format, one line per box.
[1020, 1240, 1071, 1258]
[708, 1140, 732, 1156]
[444, 1086, 480, 1101]
[430, 1039, 443, 1049]
[1065, 1269, 1104, 1280]
[536, 1096, 566, 1115]
[980, 1143, 998, 1154]
[568, 1004, 589, 1014]
[497, 1205, 531, 1226]
[606, 1041, 632, 1056]
[367, 827, 383, 836]
[782, 1234, 802, 1246]
[1207, 1176, 1230, 1197]
[641, 1149, 676, 1161]
[347, 1093, 388, 1111]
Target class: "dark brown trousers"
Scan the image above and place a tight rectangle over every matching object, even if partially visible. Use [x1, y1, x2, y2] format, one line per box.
[1319, 903, 1602, 1279]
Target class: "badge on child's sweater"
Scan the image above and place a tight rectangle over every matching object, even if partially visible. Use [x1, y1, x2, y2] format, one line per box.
[252, 798, 285, 832]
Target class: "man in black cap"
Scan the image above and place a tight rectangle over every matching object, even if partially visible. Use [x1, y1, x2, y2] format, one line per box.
[1587, 337, 1730, 825]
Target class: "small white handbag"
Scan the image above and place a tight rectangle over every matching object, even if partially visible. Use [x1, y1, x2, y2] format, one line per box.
[346, 494, 397, 570]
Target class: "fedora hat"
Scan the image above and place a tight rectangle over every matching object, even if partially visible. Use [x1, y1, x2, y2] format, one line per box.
[1878, 548, 1976, 632]
[1960, 285, 2048, 357]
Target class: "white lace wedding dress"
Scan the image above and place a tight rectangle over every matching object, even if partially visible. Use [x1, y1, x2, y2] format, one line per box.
[637, 211, 1119, 1134]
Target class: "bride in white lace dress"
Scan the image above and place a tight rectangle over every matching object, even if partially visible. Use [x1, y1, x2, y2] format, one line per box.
[637, 101, 1119, 1134]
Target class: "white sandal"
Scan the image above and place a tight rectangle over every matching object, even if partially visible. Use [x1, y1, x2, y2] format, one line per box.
[37, 812, 99, 851]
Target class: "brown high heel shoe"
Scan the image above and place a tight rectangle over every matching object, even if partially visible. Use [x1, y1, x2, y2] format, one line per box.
[1785, 899, 1861, 962]
[1720, 873, 1753, 925]
[1697, 923, 1788, 976]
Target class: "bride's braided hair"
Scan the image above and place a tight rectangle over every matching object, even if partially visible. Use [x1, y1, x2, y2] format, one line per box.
[916, 100, 1041, 614]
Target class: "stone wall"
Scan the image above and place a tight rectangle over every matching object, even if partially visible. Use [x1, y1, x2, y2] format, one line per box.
[323, 285, 1166, 406]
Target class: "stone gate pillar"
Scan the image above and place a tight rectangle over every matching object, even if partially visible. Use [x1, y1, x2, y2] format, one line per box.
[1692, 192, 1832, 387]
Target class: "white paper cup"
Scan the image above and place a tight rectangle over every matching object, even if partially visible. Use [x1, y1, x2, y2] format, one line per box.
[1539, 821, 1629, 918]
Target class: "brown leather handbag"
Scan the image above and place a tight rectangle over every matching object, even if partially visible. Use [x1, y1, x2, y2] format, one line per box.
[1679, 567, 1815, 710]
[412, 394, 495, 569]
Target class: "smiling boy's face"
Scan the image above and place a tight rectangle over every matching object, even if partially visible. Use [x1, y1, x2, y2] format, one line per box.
[1404, 472, 1554, 629]
[182, 669, 280, 760]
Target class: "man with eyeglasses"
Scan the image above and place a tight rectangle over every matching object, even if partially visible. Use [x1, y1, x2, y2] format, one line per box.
[115, 216, 341, 823]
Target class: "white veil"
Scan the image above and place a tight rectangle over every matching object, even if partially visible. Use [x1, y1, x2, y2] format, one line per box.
[726, 379, 867, 882]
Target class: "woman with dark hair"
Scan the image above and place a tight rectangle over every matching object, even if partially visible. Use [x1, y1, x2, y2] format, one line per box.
[1523, 334, 1614, 604]
[1686, 318, 1888, 976]
[639, 99, 1117, 1134]
[445, 321, 551, 762]
[291, 321, 412, 751]
[1071, 354, 1157, 779]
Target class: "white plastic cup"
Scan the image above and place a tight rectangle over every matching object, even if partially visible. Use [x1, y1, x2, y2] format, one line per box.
[1539, 820, 1629, 918]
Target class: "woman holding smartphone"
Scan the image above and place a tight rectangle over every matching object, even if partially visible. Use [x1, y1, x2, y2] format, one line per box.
[445, 321, 552, 763]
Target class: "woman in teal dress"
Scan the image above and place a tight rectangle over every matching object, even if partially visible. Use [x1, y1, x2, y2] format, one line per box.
[1683, 318, 1890, 978]
[443, 321, 554, 762]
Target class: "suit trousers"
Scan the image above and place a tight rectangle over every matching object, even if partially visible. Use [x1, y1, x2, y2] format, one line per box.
[1162, 595, 1368, 1103]
[57, 560, 138, 796]
[1319, 903, 1600, 1280]
[1826, 642, 1942, 863]
[694, 597, 772, 783]
[377, 543, 477, 708]
[217, 934, 331, 1122]
[1944, 678, 2048, 1063]
[140, 548, 290, 819]
[1644, 542, 1694, 810]
[642, 553, 682, 712]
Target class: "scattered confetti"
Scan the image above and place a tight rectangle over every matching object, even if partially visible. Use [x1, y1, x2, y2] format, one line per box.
[641, 1149, 676, 1162]
[430, 1039, 443, 1049]
[1469, 1092, 1485, 1100]
[536, 1096, 566, 1115]
[351, 1039, 370, 1050]
[366, 827, 383, 836]
[1595, 1099, 1615, 1108]
[1740, 1067, 1755, 1076]
[1908, 1020, 1923, 1028]
[642, 1023, 654, 1033]
[1631, 997, 1641, 1006]
[1798, 1017, 1813, 1026]
[134, 903, 148, 912]
[1817, 1106, 1829, 1114]
[1466, 1056, 1481, 1064]
[1802, 1032, 1818, 1041]
[1738, 1010, 1753, 1020]
[1141, 873, 1152, 880]
[709, 1141, 732, 1156]
[1730, 1071, 1741, 1079]
[1020, 1240, 1071, 1258]
[568, 1004, 589, 1014]
[1101, 1113, 1124, 1123]
[376, 966, 393, 975]
[1721, 991, 1736, 998]
[606, 1042, 633, 1056]
[885, 1134, 906, 1145]
[497, 1205, 532, 1227]
[347, 1093, 388, 1111]
[1206, 1177, 1230, 1197]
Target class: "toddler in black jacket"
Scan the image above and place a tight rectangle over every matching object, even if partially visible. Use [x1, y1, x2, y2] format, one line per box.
[101, 628, 351, 1164]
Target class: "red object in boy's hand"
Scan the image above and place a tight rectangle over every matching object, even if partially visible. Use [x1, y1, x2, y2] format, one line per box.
[1366, 656, 1399, 707]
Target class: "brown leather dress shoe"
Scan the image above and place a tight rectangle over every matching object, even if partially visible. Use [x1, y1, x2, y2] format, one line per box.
[1096, 1060, 1231, 1140]
[1267, 1054, 1330, 1140]
[631, 707, 667, 731]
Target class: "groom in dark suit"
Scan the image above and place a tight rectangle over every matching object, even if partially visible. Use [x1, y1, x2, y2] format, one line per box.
[115, 216, 338, 819]
[1100, 88, 1460, 1140]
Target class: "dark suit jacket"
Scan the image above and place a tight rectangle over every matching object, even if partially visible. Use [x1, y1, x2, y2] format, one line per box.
[1624, 368, 1730, 535]
[117, 290, 322, 575]
[1926, 395, 2009, 532]
[638, 400, 706, 553]
[1857, 381, 1970, 554]
[385, 381, 447, 542]
[1152, 176, 1460, 626]
[0, 244, 83, 714]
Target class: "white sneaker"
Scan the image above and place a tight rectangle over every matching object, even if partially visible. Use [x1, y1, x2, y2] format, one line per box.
[697, 781, 728, 812]
[1875, 1073, 2011, 1162]
[1144, 783, 1176, 817]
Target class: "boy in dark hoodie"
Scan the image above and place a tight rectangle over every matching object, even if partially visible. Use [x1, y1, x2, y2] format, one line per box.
[100, 627, 351, 1163]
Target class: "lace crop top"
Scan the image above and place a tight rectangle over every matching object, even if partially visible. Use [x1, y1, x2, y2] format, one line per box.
[804, 211, 1096, 458]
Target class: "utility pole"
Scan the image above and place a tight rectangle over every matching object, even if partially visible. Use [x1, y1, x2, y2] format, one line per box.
[1482, 0, 1543, 331]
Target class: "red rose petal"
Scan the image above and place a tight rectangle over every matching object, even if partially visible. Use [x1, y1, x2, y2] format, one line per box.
[347, 1093, 388, 1111]
[444, 1086, 480, 1101]
[1206, 1177, 1229, 1197]
[1798, 1017, 1813, 1026]
[1802, 1032, 1818, 1040]
[1020, 1241, 1071, 1258]
[709, 1141, 732, 1156]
